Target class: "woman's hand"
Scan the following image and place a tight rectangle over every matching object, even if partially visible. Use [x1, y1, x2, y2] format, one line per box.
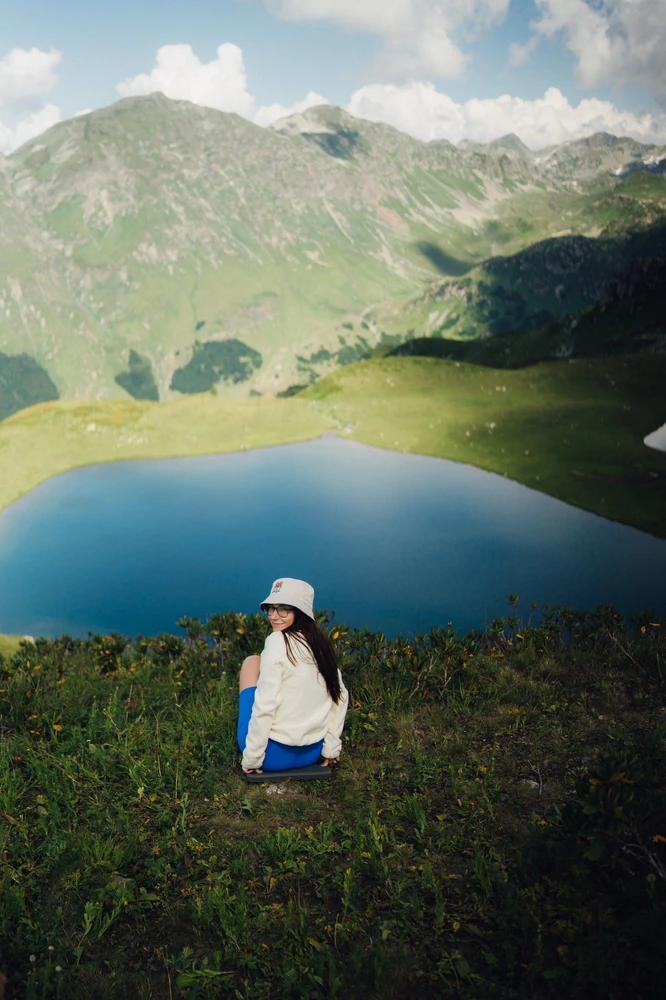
[321, 756, 339, 766]
[243, 767, 263, 774]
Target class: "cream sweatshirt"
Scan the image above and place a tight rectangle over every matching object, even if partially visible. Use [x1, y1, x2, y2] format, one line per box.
[241, 629, 349, 770]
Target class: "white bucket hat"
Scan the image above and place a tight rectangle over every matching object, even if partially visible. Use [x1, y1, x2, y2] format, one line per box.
[260, 578, 315, 620]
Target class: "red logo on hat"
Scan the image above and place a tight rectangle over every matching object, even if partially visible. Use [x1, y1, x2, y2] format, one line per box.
[273, 581, 283, 592]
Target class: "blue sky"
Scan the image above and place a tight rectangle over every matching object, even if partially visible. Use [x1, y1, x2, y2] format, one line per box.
[1, 0, 665, 152]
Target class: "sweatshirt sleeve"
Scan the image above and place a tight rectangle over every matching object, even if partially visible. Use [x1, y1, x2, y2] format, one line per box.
[241, 632, 284, 770]
[322, 670, 349, 759]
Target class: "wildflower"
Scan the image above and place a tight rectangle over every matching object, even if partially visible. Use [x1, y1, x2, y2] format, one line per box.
[29, 955, 36, 963]
[48, 946, 54, 952]
[53, 724, 63, 732]
[55, 966, 62, 973]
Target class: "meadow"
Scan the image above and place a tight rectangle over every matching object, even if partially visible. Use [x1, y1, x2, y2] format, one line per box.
[1, 604, 665, 999]
[0, 637, 24, 659]
[2, 353, 663, 536]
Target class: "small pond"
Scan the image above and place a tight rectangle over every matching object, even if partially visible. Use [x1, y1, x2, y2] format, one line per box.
[0, 436, 664, 638]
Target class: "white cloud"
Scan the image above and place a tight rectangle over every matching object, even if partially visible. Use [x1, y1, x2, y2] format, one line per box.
[253, 90, 330, 127]
[528, 0, 666, 107]
[117, 43, 256, 117]
[117, 42, 328, 129]
[0, 46, 61, 153]
[347, 81, 666, 148]
[0, 104, 61, 154]
[266, 0, 510, 79]
[0, 47, 60, 113]
[507, 37, 538, 68]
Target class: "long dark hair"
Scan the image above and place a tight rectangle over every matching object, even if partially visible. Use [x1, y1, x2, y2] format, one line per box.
[280, 608, 342, 704]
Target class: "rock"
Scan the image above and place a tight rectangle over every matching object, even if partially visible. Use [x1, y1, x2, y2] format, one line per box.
[517, 778, 541, 794]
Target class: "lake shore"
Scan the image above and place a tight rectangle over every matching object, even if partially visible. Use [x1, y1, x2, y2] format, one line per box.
[1, 354, 665, 536]
[0, 395, 333, 515]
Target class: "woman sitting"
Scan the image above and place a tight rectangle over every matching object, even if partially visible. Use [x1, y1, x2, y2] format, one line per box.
[238, 578, 349, 774]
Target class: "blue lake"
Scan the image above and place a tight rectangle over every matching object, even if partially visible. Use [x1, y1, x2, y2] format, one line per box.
[0, 435, 664, 638]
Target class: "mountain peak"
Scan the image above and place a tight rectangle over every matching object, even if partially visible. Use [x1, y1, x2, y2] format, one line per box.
[271, 104, 360, 136]
[575, 132, 624, 149]
[458, 133, 533, 159]
[489, 133, 532, 154]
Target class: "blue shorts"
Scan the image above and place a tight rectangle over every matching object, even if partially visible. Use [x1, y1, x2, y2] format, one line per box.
[237, 687, 324, 771]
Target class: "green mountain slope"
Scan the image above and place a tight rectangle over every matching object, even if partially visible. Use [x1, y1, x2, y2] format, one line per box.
[359, 193, 665, 363]
[0, 351, 58, 420]
[1, 97, 665, 410]
[362, 175, 666, 350]
[387, 251, 666, 368]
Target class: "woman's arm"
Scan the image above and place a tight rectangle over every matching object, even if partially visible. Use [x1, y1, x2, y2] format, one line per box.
[241, 632, 284, 770]
[322, 671, 349, 761]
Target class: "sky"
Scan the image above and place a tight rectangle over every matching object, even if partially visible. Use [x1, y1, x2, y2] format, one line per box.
[1, 0, 665, 154]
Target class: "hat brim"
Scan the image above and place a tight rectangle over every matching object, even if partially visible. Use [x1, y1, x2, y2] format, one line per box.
[259, 579, 316, 619]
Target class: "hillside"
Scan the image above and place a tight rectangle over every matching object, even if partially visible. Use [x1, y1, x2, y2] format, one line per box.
[1, 612, 665, 998]
[386, 254, 666, 368]
[1, 97, 665, 415]
[357, 176, 666, 356]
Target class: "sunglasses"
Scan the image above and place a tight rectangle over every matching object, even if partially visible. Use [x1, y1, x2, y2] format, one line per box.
[263, 605, 293, 618]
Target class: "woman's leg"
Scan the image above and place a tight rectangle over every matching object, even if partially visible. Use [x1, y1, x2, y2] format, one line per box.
[238, 655, 260, 753]
[239, 655, 260, 692]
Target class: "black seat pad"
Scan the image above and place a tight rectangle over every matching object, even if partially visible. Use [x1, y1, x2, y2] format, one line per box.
[244, 763, 332, 783]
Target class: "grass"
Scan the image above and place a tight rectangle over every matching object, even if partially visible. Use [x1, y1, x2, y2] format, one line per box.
[1, 605, 665, 998]
[304, 354, 666, 536]
[1, 353, 665, 536]
[0, 636, 26, 659]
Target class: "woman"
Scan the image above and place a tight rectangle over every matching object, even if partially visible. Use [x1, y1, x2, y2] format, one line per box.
[238, 578, 349, 774]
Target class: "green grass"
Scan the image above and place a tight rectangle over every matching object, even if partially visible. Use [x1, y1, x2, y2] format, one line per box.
[304, 354, 666, 536]
[1, 607, 665, 998]
[0, 635, 27, 658]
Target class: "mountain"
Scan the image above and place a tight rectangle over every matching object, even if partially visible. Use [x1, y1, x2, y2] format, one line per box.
[385, 252, 666, 369]
[0, 95, 665, 416]
[360, 194, 666, 357]
[536, 133, 666, 182]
